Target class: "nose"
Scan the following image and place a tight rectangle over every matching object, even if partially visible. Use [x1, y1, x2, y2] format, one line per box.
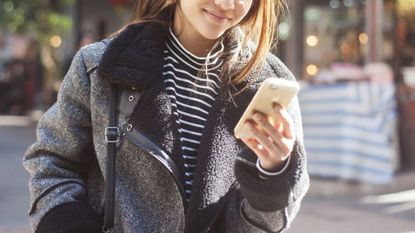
[214, 0, 235, 10]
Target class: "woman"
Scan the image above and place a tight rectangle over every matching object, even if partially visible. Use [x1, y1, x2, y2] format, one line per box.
[23, 0, 309, 232]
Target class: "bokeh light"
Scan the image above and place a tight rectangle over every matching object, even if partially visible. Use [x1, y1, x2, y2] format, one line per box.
[359, 33, 368, 44]
[306, 35, 319, 47]
[307, 64, 319, 76]
[50, 35, 62, 48]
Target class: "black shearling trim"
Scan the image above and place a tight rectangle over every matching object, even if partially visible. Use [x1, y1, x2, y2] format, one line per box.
[36, 202, 102, 233]
[97, 21, 168, 91]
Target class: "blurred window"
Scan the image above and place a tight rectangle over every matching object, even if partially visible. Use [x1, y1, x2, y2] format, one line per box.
[303, 0, 367, 81]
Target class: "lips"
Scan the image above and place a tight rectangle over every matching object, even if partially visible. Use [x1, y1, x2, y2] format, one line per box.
[204, 9, 231, 23]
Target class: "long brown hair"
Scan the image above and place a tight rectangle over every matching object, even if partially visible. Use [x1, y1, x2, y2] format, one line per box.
[118, 0, 286, 95]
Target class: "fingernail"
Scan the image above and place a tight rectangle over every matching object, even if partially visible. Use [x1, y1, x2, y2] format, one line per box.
[274, 105, 281, 112]
[245, 122, 253, 130]
[253, 113, 262, 121]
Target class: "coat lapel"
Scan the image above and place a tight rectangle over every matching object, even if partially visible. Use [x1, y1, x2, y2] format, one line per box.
[184, 84, 257, 232]
[127, 83, 186, 176]
[97, 22, 185, 174]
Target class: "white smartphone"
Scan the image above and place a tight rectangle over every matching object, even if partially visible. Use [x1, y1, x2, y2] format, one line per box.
[234, 78, 300, 139]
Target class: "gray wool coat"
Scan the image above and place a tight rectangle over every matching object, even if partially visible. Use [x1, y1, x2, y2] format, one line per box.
[23, 22, 309, 233]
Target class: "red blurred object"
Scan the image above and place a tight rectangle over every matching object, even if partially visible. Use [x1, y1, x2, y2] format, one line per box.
[109, 0, 129, 7]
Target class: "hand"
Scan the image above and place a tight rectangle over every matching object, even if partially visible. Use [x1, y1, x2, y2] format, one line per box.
[240, 103, 295, 171]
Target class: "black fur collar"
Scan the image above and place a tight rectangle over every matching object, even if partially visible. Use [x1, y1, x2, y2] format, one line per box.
[97, 22, 168, 90]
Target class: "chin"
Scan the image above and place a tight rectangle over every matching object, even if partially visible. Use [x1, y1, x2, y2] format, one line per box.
[199, 29, 226, 41]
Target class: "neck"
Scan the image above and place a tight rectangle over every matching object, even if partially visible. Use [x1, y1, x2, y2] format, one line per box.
[173, 9, 217, 57]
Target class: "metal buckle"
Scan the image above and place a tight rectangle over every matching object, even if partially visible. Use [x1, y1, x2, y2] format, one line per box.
[105, 127, 120, 143]
[102, 225, 113, 233]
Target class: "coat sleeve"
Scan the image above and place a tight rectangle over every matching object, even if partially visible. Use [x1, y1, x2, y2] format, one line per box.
[227, 56, 309, 232]
[229, 95, 309, 233]
[23, 48, 102, 233]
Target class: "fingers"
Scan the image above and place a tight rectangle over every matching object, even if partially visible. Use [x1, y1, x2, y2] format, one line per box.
[272, 103, 292, 139]
[244, 121, 284, 158]
[250, 114, 287, 155]
[247, 104, 295, 157]
[241, 137, 269, 160]
[239, 101, 296, 160]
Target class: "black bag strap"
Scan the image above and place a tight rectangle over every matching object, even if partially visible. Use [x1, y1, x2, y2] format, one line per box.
[102, 84, 143, 232]
[99, 39, 145, 232]
[103, 84, 119, 233]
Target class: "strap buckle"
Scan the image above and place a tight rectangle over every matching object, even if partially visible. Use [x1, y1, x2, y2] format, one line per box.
[102, 225, 113, 233]
[105, 127, 120, 143]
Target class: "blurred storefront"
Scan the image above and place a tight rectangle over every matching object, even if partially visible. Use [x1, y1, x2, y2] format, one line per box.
[0, 32, 43, 115]
[70, 0, 132, 52]
[282, 0, 415, 183]
[283, 0, 415, 81]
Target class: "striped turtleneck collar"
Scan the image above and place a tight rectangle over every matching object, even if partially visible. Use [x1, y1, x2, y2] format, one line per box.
[167, 27, 224, 67]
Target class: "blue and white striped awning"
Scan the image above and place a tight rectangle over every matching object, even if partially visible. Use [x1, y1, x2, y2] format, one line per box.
[298, 81, 398, 184]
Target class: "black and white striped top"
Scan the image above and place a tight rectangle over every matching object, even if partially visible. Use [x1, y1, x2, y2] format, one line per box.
[163, 28, 224, 201]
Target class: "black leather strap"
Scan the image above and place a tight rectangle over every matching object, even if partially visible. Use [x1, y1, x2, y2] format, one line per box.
[124, 127, 187, 209]
[117, 86, 187, 209]
[118, 87, 143, 119]
[103, 84, 118, 233]
[102, 78, 188, 231]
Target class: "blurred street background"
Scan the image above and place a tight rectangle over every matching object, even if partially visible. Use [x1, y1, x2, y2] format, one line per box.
[1, 0, 415, 232]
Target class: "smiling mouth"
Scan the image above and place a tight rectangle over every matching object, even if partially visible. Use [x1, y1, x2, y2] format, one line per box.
[204, 9, 231, 23]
